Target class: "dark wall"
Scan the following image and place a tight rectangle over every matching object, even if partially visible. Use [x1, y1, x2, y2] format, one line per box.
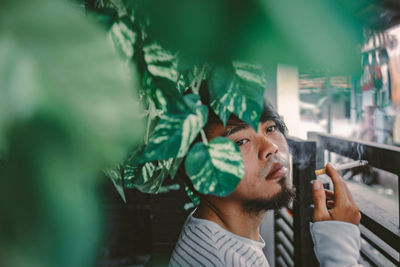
[96, 177, 192, 267]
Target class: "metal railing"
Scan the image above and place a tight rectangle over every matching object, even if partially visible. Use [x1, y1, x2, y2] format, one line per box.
[275, 208, 295, 267]
[308, 132, 399, 266]
[276, 133, 399, 266]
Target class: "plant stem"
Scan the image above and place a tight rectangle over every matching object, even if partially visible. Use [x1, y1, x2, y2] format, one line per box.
[193, 63, 207, 94]
[144, 96, 153, 144]
[200, 129, 208, 145]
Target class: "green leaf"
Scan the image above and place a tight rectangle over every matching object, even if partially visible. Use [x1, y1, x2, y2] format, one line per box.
[158, 183, 180, 193]
[124, 159, 171, 193]
[104, 166, 126, 202]
[122, 145, 182, 193]
[106, 0, 129, 18]
[125, 162, 165, 193]
[143, 42, 179, 84]
[149, 86, 189, 115]
[185, 137, 244, 196]
[0, 1, 144, 267]
[185, 185, 200, 206]
[177, 66, 196, 94]
[168, 157, 184, 179]
[0, 4, 144, 165]
[89, 8, 118, 30]
[142, 0, 363, 74]
[109, 17, 136, 59]
[141, 94, 208, 162]
[122, 146, 162, 194]
[254, 0, 363, 74]
[208, 61, 266, 130]
[141, 45, 188, 114]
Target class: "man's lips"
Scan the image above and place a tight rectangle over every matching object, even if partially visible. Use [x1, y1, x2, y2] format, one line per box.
[266, 164, 288, 180]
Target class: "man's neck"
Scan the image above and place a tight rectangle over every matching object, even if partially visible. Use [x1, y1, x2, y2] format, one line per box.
[193, 196, 266, 242]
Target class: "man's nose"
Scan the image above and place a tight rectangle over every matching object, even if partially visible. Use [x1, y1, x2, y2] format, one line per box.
[258, 135, 279, 160]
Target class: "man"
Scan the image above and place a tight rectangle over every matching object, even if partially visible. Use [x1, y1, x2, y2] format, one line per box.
[170, 103, 362, 267]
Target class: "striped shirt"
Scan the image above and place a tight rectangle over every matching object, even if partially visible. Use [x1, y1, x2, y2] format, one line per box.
[169, 211, 270, 267]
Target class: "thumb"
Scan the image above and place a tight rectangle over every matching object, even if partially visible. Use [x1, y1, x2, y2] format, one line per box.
[312, 180, 329, 221]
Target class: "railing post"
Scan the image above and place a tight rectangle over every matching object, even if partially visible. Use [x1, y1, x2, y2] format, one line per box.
[287, 137, 318, 267]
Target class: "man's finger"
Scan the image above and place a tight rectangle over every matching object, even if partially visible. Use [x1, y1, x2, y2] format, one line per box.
[324, 189, 334, 200]
[327, 200, 335, 209]
[342, 182, 358, 206]
[312, 180, 330, 221]
[325, 163, 347, 206]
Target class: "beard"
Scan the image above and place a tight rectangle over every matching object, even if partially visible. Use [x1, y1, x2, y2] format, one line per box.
[242, 177, 295, 215]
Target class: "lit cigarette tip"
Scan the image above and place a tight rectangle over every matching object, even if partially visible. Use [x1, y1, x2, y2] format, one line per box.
[314, 160, 369, 176]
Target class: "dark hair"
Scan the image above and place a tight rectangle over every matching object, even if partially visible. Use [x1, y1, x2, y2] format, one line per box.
[260, 102, 287, 136]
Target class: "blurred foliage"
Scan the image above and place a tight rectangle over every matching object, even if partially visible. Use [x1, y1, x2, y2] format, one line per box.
[0, 0, 373, 265]
[84, 0, 370, 199]
[0, 0, 143, 266]
[142, 0, 367, 74]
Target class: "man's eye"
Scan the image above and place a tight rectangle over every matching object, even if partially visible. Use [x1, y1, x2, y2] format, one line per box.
[236, 139, 248, 146]
[266, 125, 277, 133]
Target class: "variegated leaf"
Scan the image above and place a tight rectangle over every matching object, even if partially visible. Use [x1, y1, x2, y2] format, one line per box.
[185, 137, 244, 196]
[143, 42, 178, 83]
[141, 94, 208, 162]
[109, 17, 136, 59]
[142, 65, 188, 115]
[168, 157, 183, 179]
[131, 169, 168, 194]
[177, 66, 196, 94]
[142, 43, 188, 114]
[150, 87, 189, 115]
[124, 160, 168, 193]
[123, 146, 180, 194]
[104, 166, 126, 202]
[208, 61, 267, 130]
[158, 184, 180, 193]
[185, 185, 200, 206]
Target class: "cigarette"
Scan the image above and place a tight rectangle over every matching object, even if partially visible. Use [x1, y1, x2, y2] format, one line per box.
[315, 160, 368, 176]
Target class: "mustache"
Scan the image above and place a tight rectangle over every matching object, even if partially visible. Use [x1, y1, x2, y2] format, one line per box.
[259, 153, 290, 178]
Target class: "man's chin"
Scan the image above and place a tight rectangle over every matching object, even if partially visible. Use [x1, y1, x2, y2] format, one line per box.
[243, 180, 296, 214]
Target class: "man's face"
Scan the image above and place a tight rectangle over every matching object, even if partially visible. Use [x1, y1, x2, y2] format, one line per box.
[206, 119, 293, 212]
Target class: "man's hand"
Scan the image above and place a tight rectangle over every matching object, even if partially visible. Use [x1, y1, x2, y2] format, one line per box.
[312, 163, 361, 225]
